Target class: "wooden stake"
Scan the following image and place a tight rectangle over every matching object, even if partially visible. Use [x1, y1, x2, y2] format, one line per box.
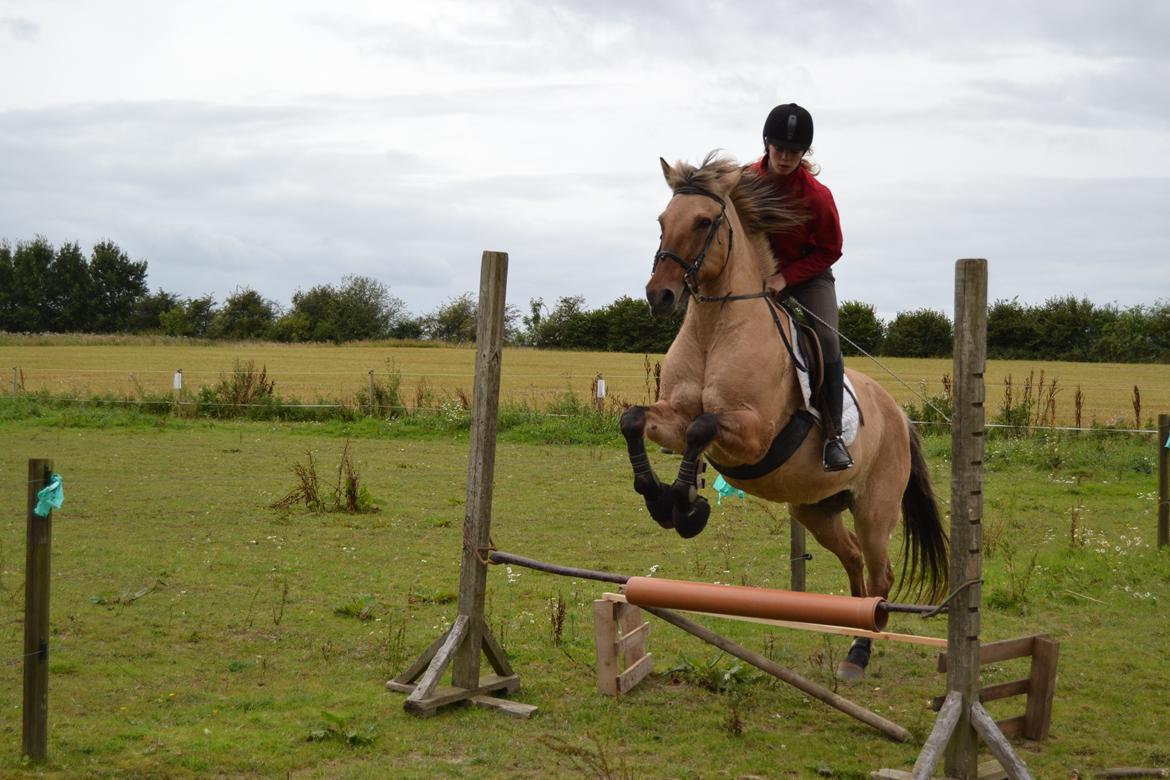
[23, 458, 53, 762]
[790, 519, 806, 592]
[1158, 413, 1168, 548]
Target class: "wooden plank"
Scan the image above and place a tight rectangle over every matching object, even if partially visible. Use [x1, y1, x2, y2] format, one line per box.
[978, 759, 1009, 780]
[642, 605, 913, 742]
[996, 715, 1026, 738]
[931, 679, 1031, 710]
[1159, 414, 1168, 548]
[470, 695, 537, 719]
[478, 616, 515, 678]
[604, 592, 946, 647]
[593, 600, 619, 695]
[971, 702, 1034, 780]
[939, 636, 1037, 672]
[402, 673, 520, 717]
[407, 614, 468, 703]
[617, 653, 654, 693]
[945, 258, 988, 780]
[617, 621, 651, 658]
[1023, 636, 1059, 740]
[392, 625, 453, 685]
[911, 690, 962, 780]
[451, 251, 509, 691]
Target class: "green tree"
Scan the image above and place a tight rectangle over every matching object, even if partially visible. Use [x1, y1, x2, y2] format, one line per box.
[1032, 296, 1116, 362]
[9, 236, 56, 332]
[883, 308, 953, 357]
[598, 296, 680, 353]
[130, 289, 181, 333]
[987, 298, 1039, 359]
[0, 241, 12, 331]
[89, 240, 148, 332]
[46, 241, 93, 332]
[162, 295, 217, 338]
[209, 288, 278, 340]
[286, 275, 408, 342]
[420, 293, 477, 342]
[837, 300, 884, 357]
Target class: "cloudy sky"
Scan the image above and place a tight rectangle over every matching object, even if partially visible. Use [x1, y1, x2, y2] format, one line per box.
[1, 0, 1167, 321]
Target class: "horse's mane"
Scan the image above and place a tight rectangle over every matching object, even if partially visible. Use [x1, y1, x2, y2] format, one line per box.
[669, 152, 808, 274]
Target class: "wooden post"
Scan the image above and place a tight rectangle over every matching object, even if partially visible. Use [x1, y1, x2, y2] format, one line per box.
[12, 367, 18, 394]
[945, 258, 988, 779]
[390, 251, 533, 718]
[23, 458, 53, 762]
[451, 250, 509, 689]
[1158, 413, 1168, 548]
[790, 519, 806, 592]
[368, 369, 377, 417]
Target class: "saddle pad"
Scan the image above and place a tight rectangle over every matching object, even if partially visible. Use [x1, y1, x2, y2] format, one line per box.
[788, 309, 859, 446]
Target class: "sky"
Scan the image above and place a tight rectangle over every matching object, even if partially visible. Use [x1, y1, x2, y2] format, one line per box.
[1, 0, 1168, 322]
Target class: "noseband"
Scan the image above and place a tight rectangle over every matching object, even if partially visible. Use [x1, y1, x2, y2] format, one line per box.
[653, 185, 734, 297]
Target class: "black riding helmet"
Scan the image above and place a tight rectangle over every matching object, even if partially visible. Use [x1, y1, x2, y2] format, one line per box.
[763, 103, 813, 151]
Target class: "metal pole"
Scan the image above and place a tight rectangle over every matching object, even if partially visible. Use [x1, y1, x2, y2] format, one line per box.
[23, 458, 53, 762]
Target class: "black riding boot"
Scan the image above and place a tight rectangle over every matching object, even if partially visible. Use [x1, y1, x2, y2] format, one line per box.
[822, 358, 854, 471]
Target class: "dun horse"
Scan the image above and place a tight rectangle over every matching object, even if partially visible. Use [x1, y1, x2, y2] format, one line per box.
[620, 154, 947, 680]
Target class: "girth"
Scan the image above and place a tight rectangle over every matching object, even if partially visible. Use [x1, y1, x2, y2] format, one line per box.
[706, 409, 817, 480]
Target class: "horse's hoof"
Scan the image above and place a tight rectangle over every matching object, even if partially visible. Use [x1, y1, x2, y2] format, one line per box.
[835, 660, 866, 683]
[674, 496, 710, 538]
[645, 491, 676, 529]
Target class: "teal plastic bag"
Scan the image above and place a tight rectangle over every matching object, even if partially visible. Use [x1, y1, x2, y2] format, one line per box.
[712, 473, 744, 505]
[34, 473, 63, 517]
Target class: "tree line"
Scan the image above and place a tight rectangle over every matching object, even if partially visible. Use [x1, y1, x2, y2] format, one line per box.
[2, 237, 1167, 362]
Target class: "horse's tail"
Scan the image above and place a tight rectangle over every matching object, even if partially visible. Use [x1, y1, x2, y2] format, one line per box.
[896, 417, 949, 604]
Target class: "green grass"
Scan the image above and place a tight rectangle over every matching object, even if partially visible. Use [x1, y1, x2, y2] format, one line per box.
[0, 420, 1167, 777]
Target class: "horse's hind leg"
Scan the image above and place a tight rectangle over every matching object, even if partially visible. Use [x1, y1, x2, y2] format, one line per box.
[789, 501, 872, 682]
[621, 405, 681, 529]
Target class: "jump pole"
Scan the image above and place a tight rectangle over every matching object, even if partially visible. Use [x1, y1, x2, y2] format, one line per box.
[388, 251, 535, 719]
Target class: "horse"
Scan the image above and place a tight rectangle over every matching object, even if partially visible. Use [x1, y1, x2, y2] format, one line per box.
[620, 153, 947, 681]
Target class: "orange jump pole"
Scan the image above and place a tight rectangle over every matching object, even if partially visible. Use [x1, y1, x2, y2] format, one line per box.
[623, 576, 888, 632]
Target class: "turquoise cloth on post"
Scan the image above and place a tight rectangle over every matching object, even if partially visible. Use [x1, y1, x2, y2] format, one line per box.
[712, 474, 744, 505]
[34, 473, 64, 517]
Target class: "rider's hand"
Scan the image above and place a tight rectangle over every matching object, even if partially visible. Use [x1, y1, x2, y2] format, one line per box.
[764, 272, 788, 299]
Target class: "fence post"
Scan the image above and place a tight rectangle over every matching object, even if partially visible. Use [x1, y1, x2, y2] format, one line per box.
[369, 369, 377, 417]
[593, 374, 605, 413]
[12, 367, 18, 394]
[1159, 413, 1169, 549]
[23, 458, 54, 763]
[790, 520, 806, 592]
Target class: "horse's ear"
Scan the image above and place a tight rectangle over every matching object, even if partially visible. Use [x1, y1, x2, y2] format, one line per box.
[660, 157, 676, 187]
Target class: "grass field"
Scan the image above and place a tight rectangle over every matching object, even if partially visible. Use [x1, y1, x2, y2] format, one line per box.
[1, 335, 1168, 428]
[0, 405, 1168, 777]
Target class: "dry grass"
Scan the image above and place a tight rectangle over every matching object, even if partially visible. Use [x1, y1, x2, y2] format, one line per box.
[0, 337, 1166, 426]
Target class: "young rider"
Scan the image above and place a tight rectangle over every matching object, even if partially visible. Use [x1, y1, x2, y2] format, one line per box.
[746, 103, 852, 471]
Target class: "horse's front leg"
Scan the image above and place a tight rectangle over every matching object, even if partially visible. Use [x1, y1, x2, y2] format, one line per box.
[620, 404, 689, 530]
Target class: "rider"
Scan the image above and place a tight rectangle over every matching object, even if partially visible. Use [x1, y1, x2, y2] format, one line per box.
[747, 103, 852, 471]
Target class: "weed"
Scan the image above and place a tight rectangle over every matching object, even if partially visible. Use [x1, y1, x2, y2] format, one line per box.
[548, 592, 567, 647]
[807, 635, 841, 693]
[273, 441, 380, 514]
[668, 653, 761, 694]
[334, 594, 376, 621]
[986, 540, 1038, 612]
[307, 711, 375, 747]
[538, 733, 631, 780]
[272, 577, 289, 626]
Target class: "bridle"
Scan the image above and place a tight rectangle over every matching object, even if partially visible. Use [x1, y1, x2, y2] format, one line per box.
[651, 182, 801, 368]
[653, 185, 734, 299]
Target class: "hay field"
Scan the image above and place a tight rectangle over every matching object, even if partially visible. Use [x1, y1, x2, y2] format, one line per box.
[1, 336, 1167, 427]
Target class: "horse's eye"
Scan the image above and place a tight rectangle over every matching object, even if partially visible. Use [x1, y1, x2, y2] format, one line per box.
[697, 218, 712, 230]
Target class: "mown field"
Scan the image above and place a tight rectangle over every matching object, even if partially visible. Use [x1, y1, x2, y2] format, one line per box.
[1, 336, 1168, 428]
[0, 340, 1168, 778]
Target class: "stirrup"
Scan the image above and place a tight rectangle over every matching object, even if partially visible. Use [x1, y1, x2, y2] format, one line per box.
[822, 437, 854, 472]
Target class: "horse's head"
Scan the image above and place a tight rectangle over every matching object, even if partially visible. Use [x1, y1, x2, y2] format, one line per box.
[647, 156, 743, 317]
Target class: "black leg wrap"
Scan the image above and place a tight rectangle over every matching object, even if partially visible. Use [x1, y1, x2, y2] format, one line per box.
[844, 637, 872, 670]
[622, 406, 676, 529]
[673, 495, 709, 538]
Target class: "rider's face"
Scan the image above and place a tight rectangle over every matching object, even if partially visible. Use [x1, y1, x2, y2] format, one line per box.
[767, 143, 805, 176]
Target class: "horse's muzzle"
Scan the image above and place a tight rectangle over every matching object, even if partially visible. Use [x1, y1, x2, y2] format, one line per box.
[646, 285, 679, 318]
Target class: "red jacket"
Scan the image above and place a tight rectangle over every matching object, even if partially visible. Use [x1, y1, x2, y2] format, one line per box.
[746, 158, 843, 287]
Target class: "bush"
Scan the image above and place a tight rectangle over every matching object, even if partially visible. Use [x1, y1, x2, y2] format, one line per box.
[883, 308, 952, 357]
[838, 300, 884, 356]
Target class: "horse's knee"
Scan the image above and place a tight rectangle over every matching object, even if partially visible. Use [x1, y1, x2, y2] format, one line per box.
[620, 406, 647, 439]
[685, 412, 720, 450]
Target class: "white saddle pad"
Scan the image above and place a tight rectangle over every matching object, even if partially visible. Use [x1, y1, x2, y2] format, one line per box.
[787, 309, 859, 446]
